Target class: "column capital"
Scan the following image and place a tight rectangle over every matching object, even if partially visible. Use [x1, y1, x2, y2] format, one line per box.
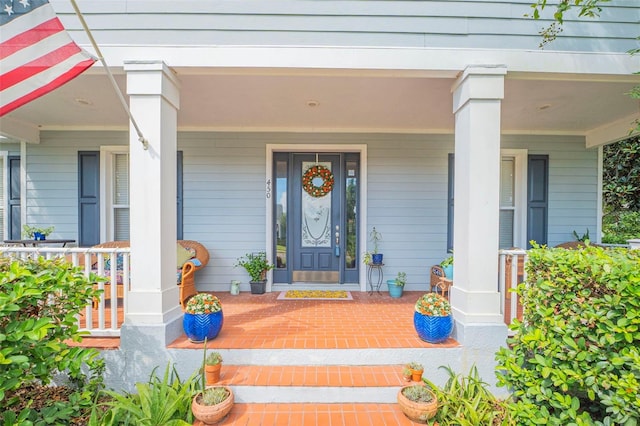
[124, 60, 180, 109]
[452, 65, 507, 114]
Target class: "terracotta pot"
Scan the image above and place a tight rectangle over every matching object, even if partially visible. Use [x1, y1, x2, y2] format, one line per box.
[192, 386, 234, 425]
[397, 384, 438, 423]
[410, 368, 423, 382]
[205, 363, 222, 385]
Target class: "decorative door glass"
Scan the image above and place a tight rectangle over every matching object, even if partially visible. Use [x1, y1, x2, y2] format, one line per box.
[301, 161, 332, 247]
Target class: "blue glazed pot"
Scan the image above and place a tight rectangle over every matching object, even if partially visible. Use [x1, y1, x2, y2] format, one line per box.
[413, 312, 453, 343]
[386, 280, 403, 298]
[372, 253, 383, 265]
[183, 311, 224, 343]
[442, 264, 453, 279]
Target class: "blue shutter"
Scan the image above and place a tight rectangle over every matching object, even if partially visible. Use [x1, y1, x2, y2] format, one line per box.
[447, 153, 454, 252]
[177, 150, 183, 239]
[527, 155, 549, 248]
[78, 151, 100, 247]
[8, 156, 21, 239]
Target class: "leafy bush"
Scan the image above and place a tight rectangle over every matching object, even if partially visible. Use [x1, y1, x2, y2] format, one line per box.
[603, 211, 640, 244]
[496, 245, 640, 425]
[0, 257, 105, 424]
[94, 363, 198, 425]
[424, 365, 512, 426]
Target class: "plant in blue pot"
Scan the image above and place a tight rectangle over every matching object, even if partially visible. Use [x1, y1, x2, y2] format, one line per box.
[183, 293, 224, 343]
[440, 253, 453, 280]
[386, 271, 406, 298]
[413, 293, 453, 343]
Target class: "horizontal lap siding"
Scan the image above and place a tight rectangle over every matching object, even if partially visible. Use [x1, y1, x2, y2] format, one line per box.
[24, 131, 127, 241]
[26, 131, 598, 290]
[51, 0, 638, 53]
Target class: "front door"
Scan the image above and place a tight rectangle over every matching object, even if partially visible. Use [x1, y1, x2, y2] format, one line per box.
[273, 152, 360, 285]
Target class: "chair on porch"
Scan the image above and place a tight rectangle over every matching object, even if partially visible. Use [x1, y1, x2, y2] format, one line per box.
[430, 265, 453, 299]
[78, 240, 210, 309]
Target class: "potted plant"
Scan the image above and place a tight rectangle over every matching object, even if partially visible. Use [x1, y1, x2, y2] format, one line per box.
[362, 227, 383, 265]
[235, 251, 274, 294]
[407, 361, 424, 382]
[183, 293, 224, 343]
[386, 271, 406, 298]
[401, 365, 412, 382]
[22, 224, 55, 240]
[413, 293, 453, 343]
[440, 252, 453, 279]
[192, 338, 234, 424]
[397, 383, 438, 423]
[205, 350, 223, 385]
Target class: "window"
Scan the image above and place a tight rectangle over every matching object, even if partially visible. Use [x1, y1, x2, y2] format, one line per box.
[101, 148, 129, 241]
[447, 150, 529, 251]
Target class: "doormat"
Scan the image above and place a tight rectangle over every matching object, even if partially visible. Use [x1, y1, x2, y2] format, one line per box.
[277, 290, 353, 300]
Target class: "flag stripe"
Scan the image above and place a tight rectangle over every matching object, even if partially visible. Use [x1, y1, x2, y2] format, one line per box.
[0, 57, 94, 116]
[1, 42, 83, 89]
[0, 18, 64, 59]
[1, 50, 93, 107]
[0, 0, 95, 117]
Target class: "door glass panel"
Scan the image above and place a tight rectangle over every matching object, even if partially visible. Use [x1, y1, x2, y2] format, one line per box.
[275, 160, 287, 268]
[301, 161, 331, 247]
[345, 160, 358, 269]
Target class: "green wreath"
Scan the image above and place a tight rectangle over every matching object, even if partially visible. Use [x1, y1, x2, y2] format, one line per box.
[302, 165, 334, 197]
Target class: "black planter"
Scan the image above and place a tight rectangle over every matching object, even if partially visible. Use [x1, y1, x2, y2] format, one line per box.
[250, 280, 267, 294]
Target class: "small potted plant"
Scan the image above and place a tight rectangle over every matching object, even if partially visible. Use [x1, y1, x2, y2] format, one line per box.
[440, 252, 453, 279]
[362, 227, 383, 265]
[192, 338, 234, 424]
[397, 382, 438, 422]
[235, 251, 274, 294]
[22, 224, 55, 240]
[413, 293, 453, 343]
[386, 271, 406, 298]
[183, 293, 224, 343]
[401, 365, 413, 382]
[407, 361, 424, 382]
[205, 351, 223, 385]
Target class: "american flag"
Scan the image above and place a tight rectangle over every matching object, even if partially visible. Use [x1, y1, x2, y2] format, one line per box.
[0, 0, 95, 116]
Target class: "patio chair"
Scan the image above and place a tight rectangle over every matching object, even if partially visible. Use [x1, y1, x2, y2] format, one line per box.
[430, 265, 452, 299]
[80, 240, 209, 309]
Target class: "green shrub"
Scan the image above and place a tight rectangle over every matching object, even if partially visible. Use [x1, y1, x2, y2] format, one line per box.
[603, 211, 640, 244]
[0, 257, 105, 424]
[496, 244, 640, 425]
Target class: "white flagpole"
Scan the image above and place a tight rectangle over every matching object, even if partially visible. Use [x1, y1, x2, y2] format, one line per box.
[68, 0, 149, 150]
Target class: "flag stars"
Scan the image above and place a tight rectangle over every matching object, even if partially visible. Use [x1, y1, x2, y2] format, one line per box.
[19, 0, 30, 8]
[3, 3, 14, 15]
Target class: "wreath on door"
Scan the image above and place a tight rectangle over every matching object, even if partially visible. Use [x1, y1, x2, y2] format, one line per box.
[302, 165, 334, 197]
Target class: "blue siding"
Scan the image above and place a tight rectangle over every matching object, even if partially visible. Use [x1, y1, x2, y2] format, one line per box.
[51, 0, 639, 53]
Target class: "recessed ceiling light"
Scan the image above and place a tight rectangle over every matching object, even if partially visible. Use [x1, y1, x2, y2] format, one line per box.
[306, 100, 320, 107]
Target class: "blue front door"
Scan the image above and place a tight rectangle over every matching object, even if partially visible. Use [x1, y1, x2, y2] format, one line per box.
[291, 154, 341, 283]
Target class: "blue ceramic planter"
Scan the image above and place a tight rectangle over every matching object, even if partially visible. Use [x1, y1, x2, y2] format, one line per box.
[183, 311, 224, 343]
[442, 264, 453, 279]
[371, 253, 383, 265]
[413, 312, 453, 343]
[386, 280, 403, 298]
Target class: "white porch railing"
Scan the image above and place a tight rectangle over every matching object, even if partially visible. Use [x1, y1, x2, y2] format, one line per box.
[498, 248, 528, 327]
[0, 245, 130, 337]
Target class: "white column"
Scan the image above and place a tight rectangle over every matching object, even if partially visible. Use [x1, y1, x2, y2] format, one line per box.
[450, 66, 507, 326]
[123, 61, 181, 343]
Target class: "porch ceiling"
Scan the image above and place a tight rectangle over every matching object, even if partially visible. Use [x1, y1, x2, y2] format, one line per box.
[1, 69, 639, 143]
